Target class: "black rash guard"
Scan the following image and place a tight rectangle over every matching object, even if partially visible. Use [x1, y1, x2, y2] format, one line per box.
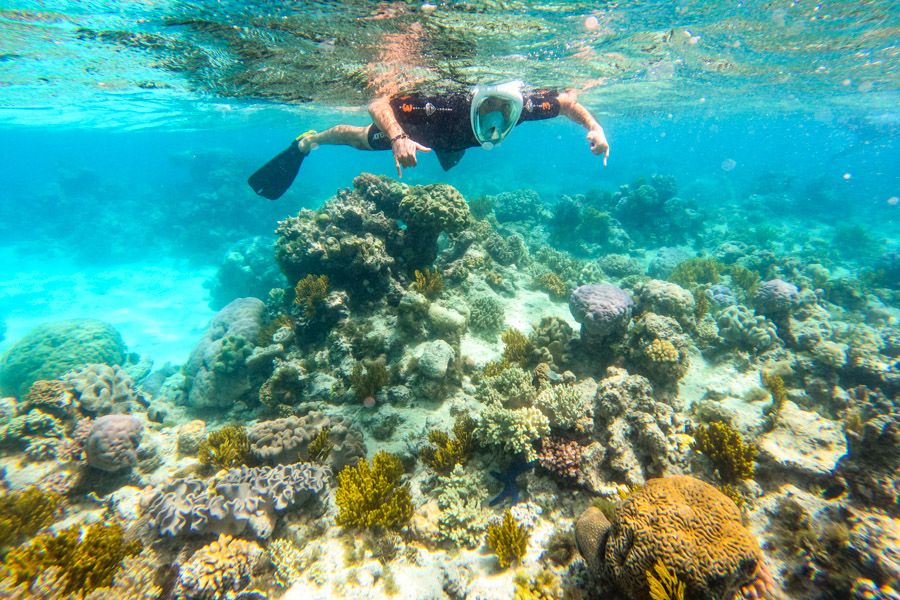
[367, 89, 560, 170]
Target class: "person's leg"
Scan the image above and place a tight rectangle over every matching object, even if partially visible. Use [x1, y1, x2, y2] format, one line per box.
[299, 125, 374, 152]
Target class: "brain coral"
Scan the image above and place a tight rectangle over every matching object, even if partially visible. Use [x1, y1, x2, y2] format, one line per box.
[0, 319, 126, 398]
[576, 475, 773, 600]
[399, 184, 470, 234]
[569, 284, 634, 345]
[84, 414, 143, 472]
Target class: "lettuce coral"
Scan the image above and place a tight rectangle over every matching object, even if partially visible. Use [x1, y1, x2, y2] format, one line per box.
[486, 509, 530, 569]
[335, 451, 413, 531]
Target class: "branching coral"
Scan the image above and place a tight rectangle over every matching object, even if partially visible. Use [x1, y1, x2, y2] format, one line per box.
[692, 421, 757, 484]
[537, 438, 583, 482]
[3, 522, 141, 596]
[487, 509, 530, 569]
[434, 465, 488, 549]
[0, 487, 63, 550]
[335, 451, 413, 531]
[413, 268, 444, 299]
[197, 424, 250, 470]
[293, 274, 329, 317]
[420, 415, 475, 474]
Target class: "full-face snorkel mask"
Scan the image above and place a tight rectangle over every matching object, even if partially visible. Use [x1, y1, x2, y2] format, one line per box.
[470, 81, 524, 150]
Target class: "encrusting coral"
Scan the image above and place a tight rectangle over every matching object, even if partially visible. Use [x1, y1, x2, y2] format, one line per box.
[0, 486, 63, 550]
[692, 421, 756, 484]
[575, 476, 774, 600]
[335, 451, 413, 531]
[487, 509, 530, 569]
[197, 424, 250, 470]
[2, 522, 142, 596]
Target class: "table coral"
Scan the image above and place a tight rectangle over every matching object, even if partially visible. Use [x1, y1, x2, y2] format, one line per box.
[175, 534, 263, 600]
[575, 475, 773, 600]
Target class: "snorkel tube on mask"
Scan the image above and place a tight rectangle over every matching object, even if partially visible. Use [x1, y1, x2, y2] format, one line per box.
[470, 81, 524, 150]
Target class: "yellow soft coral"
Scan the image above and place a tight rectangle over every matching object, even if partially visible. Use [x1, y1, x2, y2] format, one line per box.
[335, 451, 413, 530]
[414, 268, 444, 299]
[645, 338, 679, 363]
[487, 510, 530, 569]
[501, 328, 534, 367]
[197, 424, 250, 470]
[3, 522, 141, 596]
[576, 476, 770, 600]
[294, 274, 329, 316]
[420, 415, 475, 474]
[692, 421, 757, 484]
[535, 272, 569, 300]
[0, 486, 63, 550]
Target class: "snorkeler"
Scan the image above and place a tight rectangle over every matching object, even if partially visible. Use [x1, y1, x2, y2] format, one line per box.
[248, 81, 610, 200]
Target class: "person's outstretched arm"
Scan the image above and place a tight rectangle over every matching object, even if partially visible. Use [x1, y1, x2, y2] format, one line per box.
[368, 96, 431, 178]
[557, 91, 610, 166]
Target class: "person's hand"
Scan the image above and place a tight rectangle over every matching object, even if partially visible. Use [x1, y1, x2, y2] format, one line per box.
[392, 135, 431, 178]
[587, 127, 610, 166]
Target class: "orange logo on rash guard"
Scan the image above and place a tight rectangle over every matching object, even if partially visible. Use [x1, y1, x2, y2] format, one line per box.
[401, 103, 413, 113]
[541, 101, 551, 111]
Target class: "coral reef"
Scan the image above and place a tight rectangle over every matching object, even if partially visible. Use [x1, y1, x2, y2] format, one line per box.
[575, 476, 772, 600]
[175, 534, 263, 600]
[293, 273, 329, 317]
[0, 319, 126, 398]
[206, 236, 286, 310]
[537, 437, 583, 482]
[432, 465, 488, 549]
[335, 451, 413, 531]
[716, 305, 780, 352]
[142, 462, 329, 538]
[753, 278, 800, 319]
[582, 367, 685, 487]
[487, 509, 530, 569]
[84, 414, 143, 472]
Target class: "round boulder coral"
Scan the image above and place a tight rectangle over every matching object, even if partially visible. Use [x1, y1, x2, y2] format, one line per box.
[399, 184, 470, 234]
[0, 319, 126, 398]
[576, 475, 774, 600]
[569, 284, 634, 345]
[84, 414, 143, 472]
[753, 279, 799, 318]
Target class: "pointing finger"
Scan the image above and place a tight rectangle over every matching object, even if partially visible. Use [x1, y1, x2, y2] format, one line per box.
[416, 143, 432, 153]
[395, 158, 403, 178]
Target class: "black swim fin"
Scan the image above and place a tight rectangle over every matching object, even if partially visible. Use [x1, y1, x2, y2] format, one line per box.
[248, 131, 315, 200]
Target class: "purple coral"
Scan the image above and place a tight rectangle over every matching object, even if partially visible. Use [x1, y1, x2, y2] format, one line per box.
[537, 438, 583, 481]
[84, 414, 143, 472]
[753, 279, 799, 317]
[569, 284, 634, 344]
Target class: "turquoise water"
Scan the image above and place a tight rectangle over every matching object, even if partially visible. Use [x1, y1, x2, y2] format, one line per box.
[0, 2, 898, 599]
